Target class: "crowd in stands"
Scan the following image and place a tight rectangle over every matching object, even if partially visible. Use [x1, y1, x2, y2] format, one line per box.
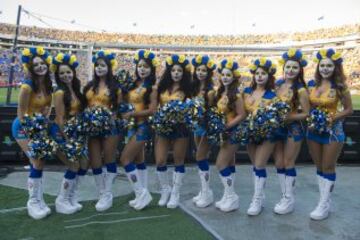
[0, 48, 24, 87]
[1, 22, 359, 90]
[1, 23, 359, 46]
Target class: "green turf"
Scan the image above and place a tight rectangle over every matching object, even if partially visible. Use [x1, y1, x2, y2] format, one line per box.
[351, 95, 360, 110]
[0, 185, 213, 240]
[0, 88, 20, 104]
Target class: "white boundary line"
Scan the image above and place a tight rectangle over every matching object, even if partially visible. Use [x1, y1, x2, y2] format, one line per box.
[64, 211, 128, 223]
[0, 204, 55, 214]
[179, 203, 224, 240]
[64, 214, 170, 229]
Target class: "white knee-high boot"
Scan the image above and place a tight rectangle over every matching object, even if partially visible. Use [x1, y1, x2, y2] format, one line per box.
[167, 171, 184, 209]
[195, 170, 214, 208]
[157, 170, 171, 206]
[55, 178, 78, 214]
[247, 176, 266, 216]
[27, 177, 48, 220]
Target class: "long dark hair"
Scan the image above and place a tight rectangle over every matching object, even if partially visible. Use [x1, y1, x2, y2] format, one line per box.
[158, 64, 192, 99]
[315, 61, 347, 98]
[250, 67, 275, 91]
[130, 58, 156, 105]
[283, 60, 306, 108]
[192, 66, 213, 108]
[54, 64, 86, 117]
[83, 56, 119, 110]
[214, 72, 240, 112]
[28, 56, 53, 95]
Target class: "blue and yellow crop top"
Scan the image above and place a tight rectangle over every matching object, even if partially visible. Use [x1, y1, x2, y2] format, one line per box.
[20, 79, 52, 115]
[243, 87, 277, 115]
[307, 79, 348, 114]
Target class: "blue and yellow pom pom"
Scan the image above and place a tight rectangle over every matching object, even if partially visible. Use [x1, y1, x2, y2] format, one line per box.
[249, 57, 276, 75]
[314, 48, 343, 64]
[217, 58, 241, 78]
[21, 46, 52, 71]
[134, 49, 159, 67]
[191, 55, 217, 71]
[307, 107, 332, 134]
[92, 50, 118, 69]
[51, 53, 79, 72]
[21, 113, 57, 160]
[279, 48, 307, 67]
[166, 54, 192, 72]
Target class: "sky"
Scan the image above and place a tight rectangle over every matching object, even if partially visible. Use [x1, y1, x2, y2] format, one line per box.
[0, 0, 359, 35]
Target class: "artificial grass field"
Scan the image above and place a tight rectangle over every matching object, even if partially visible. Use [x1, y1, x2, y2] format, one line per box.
[0, 185, 213, 240]
[0, 88, 20, 105]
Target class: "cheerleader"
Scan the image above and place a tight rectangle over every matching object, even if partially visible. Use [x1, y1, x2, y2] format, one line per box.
[307, 49, 353, 220]
[119, 50, 158, 210]
[11, 47, 53, 219]
[244, 58, 278, 216]
[49, 53, 88, 214]
[191, 55, 217, 208]
[155, 54, 192, 208]
[83, 50, 121, 212]
[272, 49, 310, 214]
[212, 59, 246, 212]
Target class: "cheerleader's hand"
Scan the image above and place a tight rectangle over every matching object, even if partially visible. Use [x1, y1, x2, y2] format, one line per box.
[42, 106, 50, 117]
[285, 112, 293, 123]
[328, 113, 335, 126]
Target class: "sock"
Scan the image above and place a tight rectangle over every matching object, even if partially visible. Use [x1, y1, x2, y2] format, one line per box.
[219, 167, 231, 177]
[64, 169, 77, 180]
[197, 159, 209, 171]
[254, 168, 267, 178]
[157, 165, 167, 172]
[77, 168, 87, 176]
[323, 173, 336, 181]
[276, 168, 286, 174]
[175, 165, 185, 173]
[29, 164, 42, 178]
[92, 167, 102, 175]
[136, 162, 147, 170]
[124, 163, 136, 173]
[106, 162, 117, 173]
[285, 168, 297, 177]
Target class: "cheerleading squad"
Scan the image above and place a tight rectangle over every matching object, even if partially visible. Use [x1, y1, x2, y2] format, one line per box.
[12, 47, 353, 221]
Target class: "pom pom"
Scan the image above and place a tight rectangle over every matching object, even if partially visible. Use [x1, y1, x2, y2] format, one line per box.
[205, 107, 227, 146]
[22, 48, 31, 57]
[249, 101, 291, 144]
[116, 103, 136, 134]
[151, 99, 194, 138]
[21, 113, 57, 160]
[60, 114, 88, 162]
[287, 48, 296, 58]
[36, 47, 45, 56]
[307, 107, 332, 134]
[114, 69, 135, 93]
[82, 106, 114, 137]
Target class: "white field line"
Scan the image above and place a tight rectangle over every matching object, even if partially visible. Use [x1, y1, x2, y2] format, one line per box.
[64, 214, 170, 229]
[179, 203, 224, 240]
[0, 204, 55, 214]
[64, 211, 128, 223]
